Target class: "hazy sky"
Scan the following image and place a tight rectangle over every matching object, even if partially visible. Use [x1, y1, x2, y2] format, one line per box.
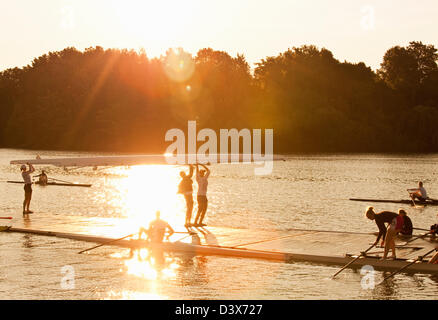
[1, 0, 437, 71]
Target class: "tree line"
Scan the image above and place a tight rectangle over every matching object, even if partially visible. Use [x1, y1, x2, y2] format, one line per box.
[0, 42, 437, 153]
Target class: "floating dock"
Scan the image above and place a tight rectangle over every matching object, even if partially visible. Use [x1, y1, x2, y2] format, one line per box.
[5, 216, 438, 275]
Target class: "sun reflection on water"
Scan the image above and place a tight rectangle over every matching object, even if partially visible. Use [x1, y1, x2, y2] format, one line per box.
[104, 165, 188, 232]
[123, 249, 179, 280]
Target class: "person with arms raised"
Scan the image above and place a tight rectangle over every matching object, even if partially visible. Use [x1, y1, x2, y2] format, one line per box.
[178, 165, 194, 227]
[21, 163, 35, 215]
[194, 164, 211, 227]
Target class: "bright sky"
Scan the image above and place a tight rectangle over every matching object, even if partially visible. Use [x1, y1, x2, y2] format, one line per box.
[1, 0, 437, 72]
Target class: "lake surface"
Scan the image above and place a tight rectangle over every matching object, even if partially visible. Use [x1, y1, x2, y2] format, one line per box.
[1, 148, 438, 299]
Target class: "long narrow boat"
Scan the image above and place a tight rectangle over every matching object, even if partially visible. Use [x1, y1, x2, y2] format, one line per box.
[7, 181, 92, 188]
[7, 227, 438, 275]
[350, 198, 438, 206]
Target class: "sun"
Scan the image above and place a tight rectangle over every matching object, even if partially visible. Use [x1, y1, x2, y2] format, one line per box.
[111, 0, 197, 42]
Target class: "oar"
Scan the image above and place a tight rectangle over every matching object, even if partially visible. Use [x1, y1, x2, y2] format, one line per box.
[78, 233, 135, 254]
[400, 232, 432, 246]
[172, 234, 193, 243]
[378, 248, 437, 284]
[0, 217, 13, 219]
[332, 243, 376, 278]
[49, 177, 75, 184]
[413, 227, 431, 232]
[407, 190, 418, 208]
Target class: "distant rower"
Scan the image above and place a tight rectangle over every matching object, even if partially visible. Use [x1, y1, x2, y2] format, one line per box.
[408, 181, 428, 201]
[21, 163, 35, 215]
[139, 211, 174, 244]
[35, 170, 48, 186]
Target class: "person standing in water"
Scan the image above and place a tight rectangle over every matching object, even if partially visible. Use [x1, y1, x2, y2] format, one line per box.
[21, 163, 35, 215]
[194, 164, 210, 227]
[178, 165, 194, 227]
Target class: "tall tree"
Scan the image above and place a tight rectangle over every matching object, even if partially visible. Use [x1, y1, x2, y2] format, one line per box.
[378, 41, 438, 105]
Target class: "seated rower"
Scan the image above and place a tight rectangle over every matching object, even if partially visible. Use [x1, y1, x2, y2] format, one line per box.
[408, 181, 428, 202]
[399, 210, 413, 236]
[430, 224, 438, 236]
[35, 170, 48, 186]
[139, 211, 174, 244]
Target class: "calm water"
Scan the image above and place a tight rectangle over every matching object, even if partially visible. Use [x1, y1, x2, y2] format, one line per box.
[1, 148, 438, 299]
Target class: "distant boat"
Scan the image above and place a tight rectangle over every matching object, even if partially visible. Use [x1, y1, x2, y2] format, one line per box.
[350, 198, 438, 206]
[7, 180, 92, 188]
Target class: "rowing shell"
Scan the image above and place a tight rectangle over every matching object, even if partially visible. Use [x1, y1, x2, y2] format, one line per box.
[350, 198, 438, 206]
[8, 227, 438, 275]
[10, 154, 284, 167]
[7, 181, 92, 188]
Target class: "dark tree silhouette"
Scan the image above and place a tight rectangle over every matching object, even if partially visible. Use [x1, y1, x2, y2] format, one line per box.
[0, 43, 437, 153]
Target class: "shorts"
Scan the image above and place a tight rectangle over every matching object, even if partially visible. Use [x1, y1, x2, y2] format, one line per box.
[24, 184, 32, 195]
[197, 195, 208, 204]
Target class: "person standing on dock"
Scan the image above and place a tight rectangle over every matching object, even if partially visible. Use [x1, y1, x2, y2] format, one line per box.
[194, 164, 210, 227]
[365, 207, 398, 247]
[21, 163, 35, 215]
[408, 181, 428, 201]
[178, 165, 194, 227]
[381, 209, 405, 260]
[139, 211, 174, 243]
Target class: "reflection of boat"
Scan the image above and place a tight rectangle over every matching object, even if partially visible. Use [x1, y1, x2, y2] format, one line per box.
[350, 198, 438, 206]
[7, 227, 438, 275]
[7, 181, 92, 188]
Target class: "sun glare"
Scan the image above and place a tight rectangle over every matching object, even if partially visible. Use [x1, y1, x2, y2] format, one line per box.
[109, 165, 186, 231]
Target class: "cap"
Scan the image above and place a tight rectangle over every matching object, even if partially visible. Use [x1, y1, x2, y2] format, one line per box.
[20, 164, 26, 170]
